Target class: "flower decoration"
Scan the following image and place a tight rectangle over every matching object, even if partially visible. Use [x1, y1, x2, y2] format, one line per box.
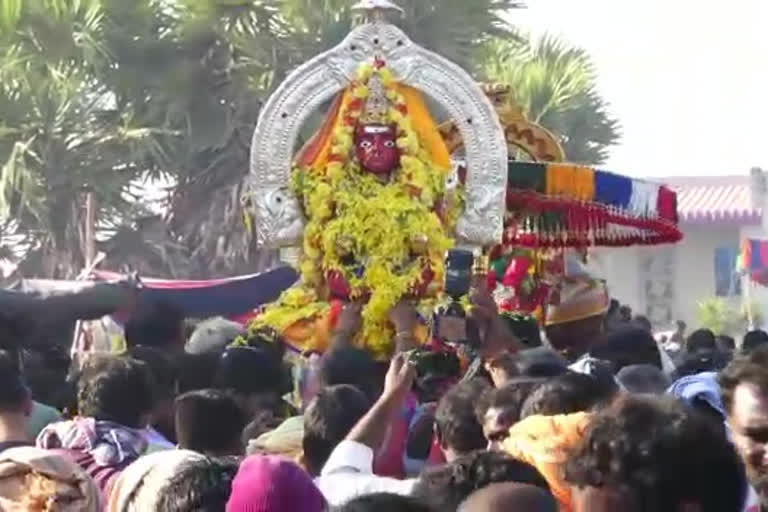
[253, 62, 456, 358]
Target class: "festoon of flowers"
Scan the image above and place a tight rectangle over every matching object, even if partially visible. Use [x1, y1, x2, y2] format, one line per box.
[259, 62, 455, 357]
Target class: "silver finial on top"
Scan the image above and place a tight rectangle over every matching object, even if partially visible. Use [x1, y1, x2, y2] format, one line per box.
[352, 0, 404, 22]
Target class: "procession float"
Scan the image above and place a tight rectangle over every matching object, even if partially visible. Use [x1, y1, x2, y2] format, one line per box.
[243, 0, 682, 357]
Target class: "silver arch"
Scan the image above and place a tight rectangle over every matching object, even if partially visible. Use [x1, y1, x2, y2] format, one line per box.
[248, 20, 508, 248]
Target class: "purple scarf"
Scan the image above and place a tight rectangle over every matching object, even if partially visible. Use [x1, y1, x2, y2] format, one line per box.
[37, 417, 147, 467]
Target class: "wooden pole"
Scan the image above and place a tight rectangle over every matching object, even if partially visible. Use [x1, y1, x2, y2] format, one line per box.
[84, 190, 96, 268]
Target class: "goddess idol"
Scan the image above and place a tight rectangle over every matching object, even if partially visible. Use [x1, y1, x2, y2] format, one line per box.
[245, 0, 508, 357]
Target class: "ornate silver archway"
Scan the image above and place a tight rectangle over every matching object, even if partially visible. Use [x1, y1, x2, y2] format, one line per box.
[247, 1, 508, 249]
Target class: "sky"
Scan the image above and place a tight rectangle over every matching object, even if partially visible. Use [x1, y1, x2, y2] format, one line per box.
[510, 0, 768, 178]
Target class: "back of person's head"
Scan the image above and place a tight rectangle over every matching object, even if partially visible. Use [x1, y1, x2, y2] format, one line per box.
[673, 348, 730, 379]
[565, 395, 745, 512]
[631, 315, 652, 333]
[177, 352, 220, 393]
[436, 379, 490, 457]
[0, 350, 28, 414]
[459, 483, 558, 512]
[615, 364, 670, 394]
[227, 455, 326, 512]
[155, 456, 240, 512]
[175, 389, 247, 456]
[478, 378, 543, 444]
[742, 329, 768, 353]
[319, 347, 380, 401]
[337, 493, 435, 512]
[214, 346, 285, 398]
[514, 348, 568, 378]
[520, 372, 617, 419]
[717, 334, 736, 352]
[124, 300, 184, 350]
[590, 327, 662, 370]
[186, 317, 245, 355]
[501, 314, 542, 348]
[302, 384, 370, 476]
[126, 346, 177, 403]
[686, 328, 717, 353]
[77, 354, 155, 428]
[414, 450, 550, 511]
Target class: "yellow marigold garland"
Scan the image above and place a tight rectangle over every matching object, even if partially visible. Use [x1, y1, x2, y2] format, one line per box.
[255, 63, 456, 357]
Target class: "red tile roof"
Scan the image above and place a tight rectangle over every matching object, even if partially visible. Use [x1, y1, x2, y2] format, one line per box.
[664, 176, 761, 224]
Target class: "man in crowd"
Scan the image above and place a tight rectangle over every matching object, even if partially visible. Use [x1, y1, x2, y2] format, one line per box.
[720, 347, 768, 511]
[37, 354, 155, 498]
[544, 277, 610, 362]
[302, 384, 370, 477]
[434, 379, 490, 462]
[565, 395, 745, 512]
[175, 389, 247, 456]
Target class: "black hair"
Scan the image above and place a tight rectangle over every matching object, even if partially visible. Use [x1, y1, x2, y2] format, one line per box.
[335, 493, 434, 512]
[0, 350, 27, 413]
[615, 364, 670, 395]
[177, 352, 220, 393]
[303, 384, 371, 476]
[126, 346, 177, 400]
[124, 300, 184, 350]
[175, 389, 247, 456]
[513, 348, 569, 378]
[565, 395, 745, 512]
[154, 456, 240, 512]
[719, 346, 768, 415]
[590, 327, 662, 370]
[476, 378, 543, 427]
[686, 328, 717, 353]
[717, 334, 736, 352]
[631, 315, 652, 332]
[435, 379, 490, 455]
[672, 349, 730, 380]
[500, 314, 542, 348]
[214, 346, 286, 397]
[520, 372, 617, 419]
[742, 329, 768, 353]
[77, 354, 155, 428]
[319, 347, 381, 401]
[413, 450, 550, 511]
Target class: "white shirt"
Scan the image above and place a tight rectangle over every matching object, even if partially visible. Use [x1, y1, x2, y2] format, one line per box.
[744, 486, 760, 512]
[315, 440, 417, 506]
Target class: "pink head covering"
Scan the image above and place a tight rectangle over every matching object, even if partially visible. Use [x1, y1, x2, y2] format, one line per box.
[226, 455, 326, 512]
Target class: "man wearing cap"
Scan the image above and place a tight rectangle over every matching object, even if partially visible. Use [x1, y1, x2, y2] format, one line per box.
[544, 276, 610, 362]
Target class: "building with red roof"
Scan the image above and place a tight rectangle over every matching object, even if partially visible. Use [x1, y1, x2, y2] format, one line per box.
[588, 168, 766, 330]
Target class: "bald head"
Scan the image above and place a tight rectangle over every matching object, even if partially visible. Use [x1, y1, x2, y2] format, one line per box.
[459, 483, 557, 512]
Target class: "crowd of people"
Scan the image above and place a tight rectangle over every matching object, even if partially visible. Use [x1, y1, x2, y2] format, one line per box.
[2, 278, 768, 512]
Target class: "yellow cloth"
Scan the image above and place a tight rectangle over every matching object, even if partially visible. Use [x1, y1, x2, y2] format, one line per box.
[502, 412, 592, 512]
[0, 446, 100, 512]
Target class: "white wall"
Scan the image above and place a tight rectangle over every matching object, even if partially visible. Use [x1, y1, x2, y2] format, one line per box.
[591, 224, 750, 329]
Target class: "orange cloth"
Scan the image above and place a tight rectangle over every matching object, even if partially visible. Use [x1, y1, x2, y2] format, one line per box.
[501, 412, 592, 512]
[294, 84, 450, 175]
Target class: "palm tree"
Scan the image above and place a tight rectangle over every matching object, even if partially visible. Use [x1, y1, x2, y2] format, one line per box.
[0, 0, 173, 277]
[482, 35, 621, 164]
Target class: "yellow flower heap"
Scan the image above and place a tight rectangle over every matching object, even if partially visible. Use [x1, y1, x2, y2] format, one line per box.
[253, 62, 464, 358]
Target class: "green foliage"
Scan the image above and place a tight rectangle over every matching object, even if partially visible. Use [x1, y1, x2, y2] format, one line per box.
[697, 297, 764, 335]
[482, 34, 621, 164]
